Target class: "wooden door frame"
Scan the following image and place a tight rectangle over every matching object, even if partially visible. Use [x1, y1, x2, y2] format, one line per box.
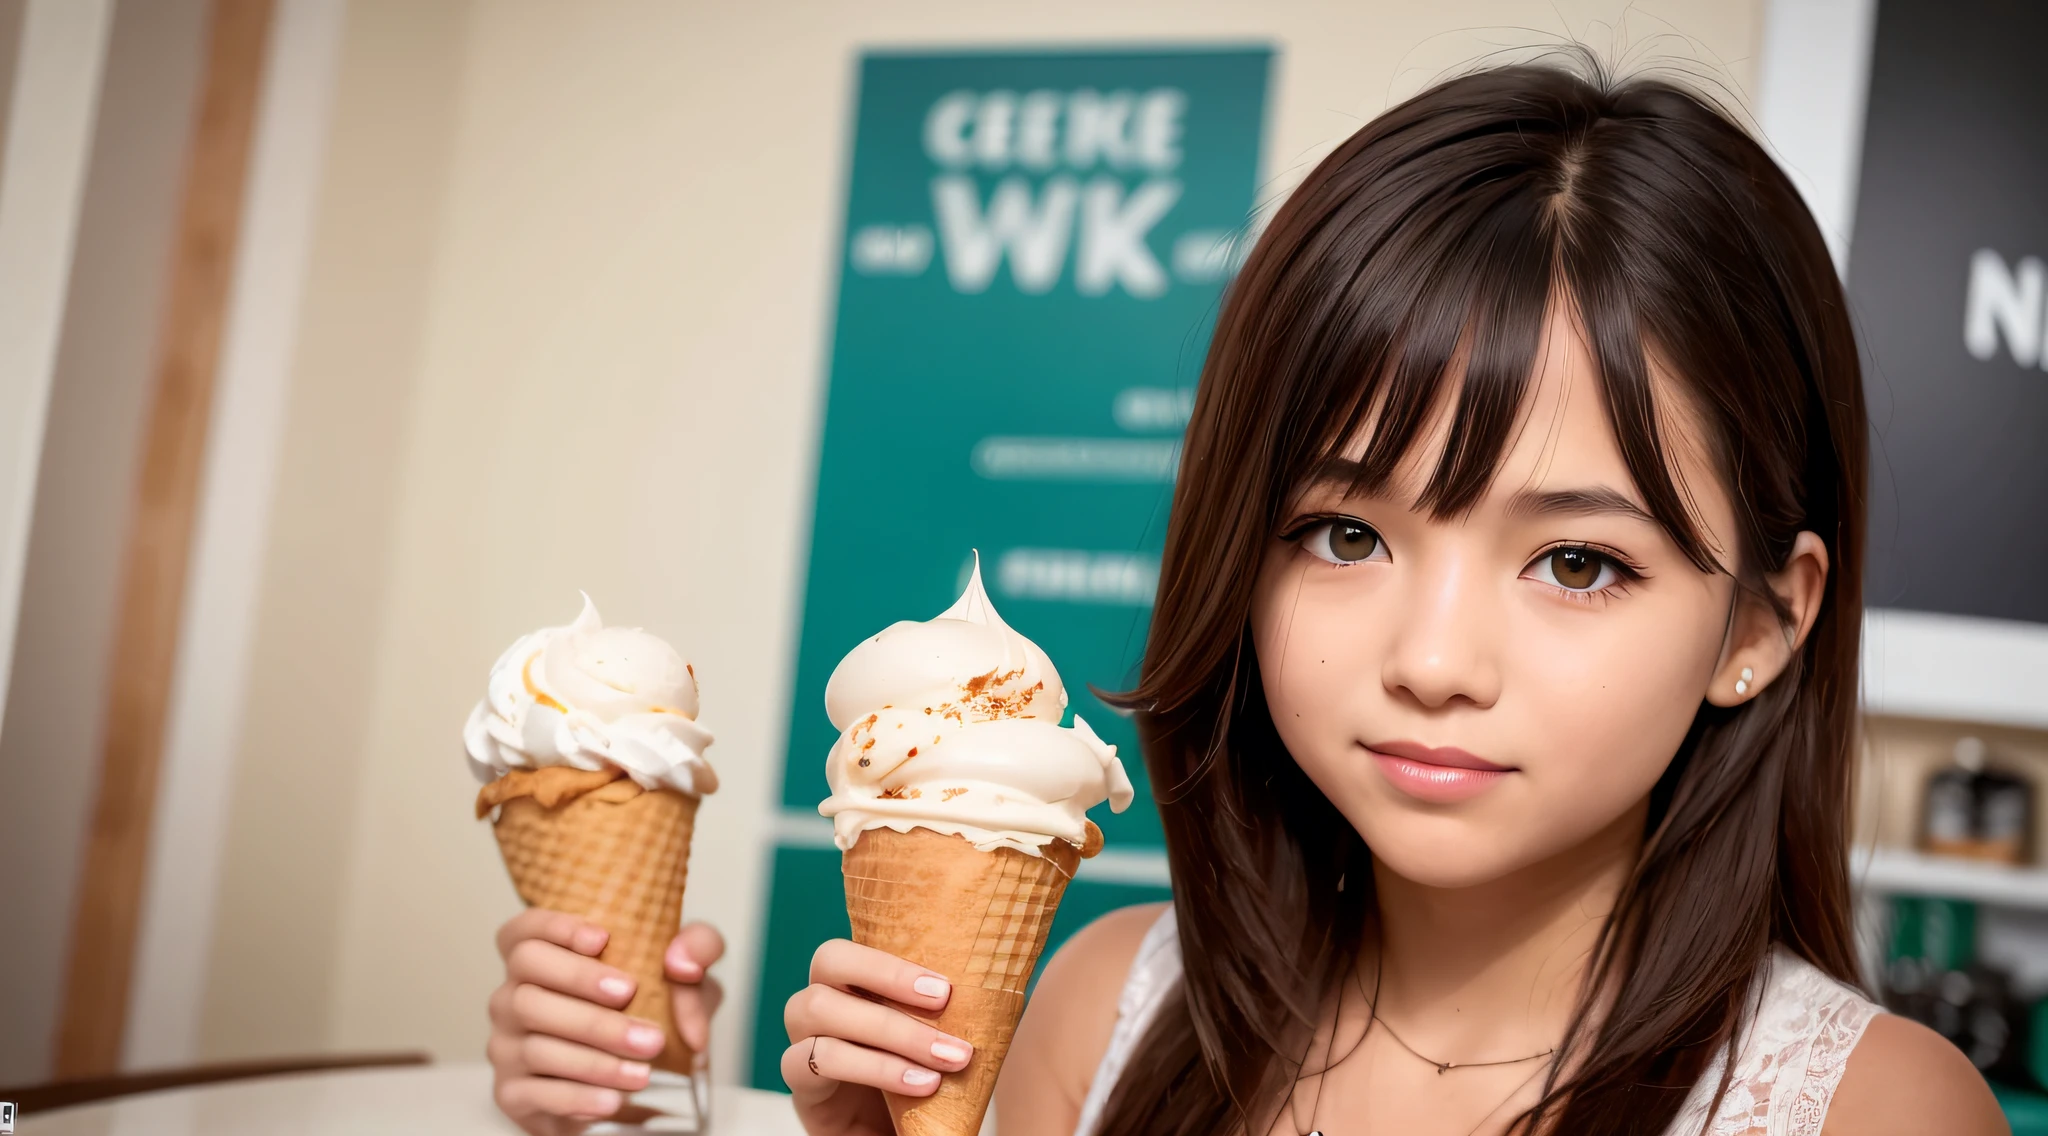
[54, 0, 275, 1078]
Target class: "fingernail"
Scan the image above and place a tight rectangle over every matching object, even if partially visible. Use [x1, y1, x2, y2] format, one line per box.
[575, 928, 609, 954]
[598, 976, 634, 999]
[619, 1060, 651, 1083]
[931, 1040, 970, 1064]
[912, 975, 949, 999]
[667, 943, 702, 978]
[626, 1025, 664, 1052]
[585, 1088, 622, 1115]
[902, 1067, 940, 1087]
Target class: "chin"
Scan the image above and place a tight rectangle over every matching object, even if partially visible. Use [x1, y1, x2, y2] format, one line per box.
[1350, 810, 1536, 889]
[1370, 842, 1528, 889]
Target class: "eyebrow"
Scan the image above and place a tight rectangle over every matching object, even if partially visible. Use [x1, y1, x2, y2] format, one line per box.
[1304, 458, 1657, 525]
[1503, 486, 1658, 525]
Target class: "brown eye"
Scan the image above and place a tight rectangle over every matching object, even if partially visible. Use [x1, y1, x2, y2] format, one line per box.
[1304, 518, 1385, 565]
[1547, 548, 1606, 590]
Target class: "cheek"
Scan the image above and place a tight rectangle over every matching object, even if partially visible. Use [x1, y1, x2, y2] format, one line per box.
[1250, 556, 1383, 756]
[1508, 588, 1725, 806]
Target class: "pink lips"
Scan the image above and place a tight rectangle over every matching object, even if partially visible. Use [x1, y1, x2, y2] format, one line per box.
[1367, 741, 1516, 804]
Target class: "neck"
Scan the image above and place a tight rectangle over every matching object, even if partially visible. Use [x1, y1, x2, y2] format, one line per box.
[1365, 800, 1646, 1058]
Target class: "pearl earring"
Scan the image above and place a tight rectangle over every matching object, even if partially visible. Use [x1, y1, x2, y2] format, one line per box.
[1734, 666, 1753, 696]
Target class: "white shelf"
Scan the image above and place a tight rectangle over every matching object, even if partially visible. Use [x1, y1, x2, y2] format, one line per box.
[1862, 608, 2048, 731]
[1854, 846, 2048, 909]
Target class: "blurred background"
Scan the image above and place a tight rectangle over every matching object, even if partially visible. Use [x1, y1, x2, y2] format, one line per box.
[1, 0, 2045, 1126]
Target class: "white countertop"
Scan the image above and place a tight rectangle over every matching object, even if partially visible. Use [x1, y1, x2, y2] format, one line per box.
[19, 1061, 805, 1135]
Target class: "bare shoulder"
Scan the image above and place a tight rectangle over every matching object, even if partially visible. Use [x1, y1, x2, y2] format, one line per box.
[1824, 1013, 2008, 1136]
[1034, 901, 1171, 1019]
[995, 902, 1171, 1136]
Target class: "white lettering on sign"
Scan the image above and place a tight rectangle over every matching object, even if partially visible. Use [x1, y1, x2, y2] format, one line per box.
[932, 176, 1078, 293]
[1964, 247, 2046, 368]
[924, 87, 1186, 172]
[918, 87, 1195, 295]
[1077, 177, 1180, 297]
[1172, 229, 1240, 283]
[996, 548, 1160, 605]
[971, 436, 1180, 481]
[849, 224, 934, 275]
[932, 175, 1183, 296]
[1113, 386, 1196, 432]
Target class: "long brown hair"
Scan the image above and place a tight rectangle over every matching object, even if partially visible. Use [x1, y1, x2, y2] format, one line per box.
[1096, 57, 1867, 1135]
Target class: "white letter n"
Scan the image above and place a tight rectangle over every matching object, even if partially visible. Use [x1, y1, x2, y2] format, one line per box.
[1964, 248, 2044, 367]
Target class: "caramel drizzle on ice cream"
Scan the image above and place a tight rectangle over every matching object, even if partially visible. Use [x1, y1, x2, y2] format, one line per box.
[522, 655, 568, 714]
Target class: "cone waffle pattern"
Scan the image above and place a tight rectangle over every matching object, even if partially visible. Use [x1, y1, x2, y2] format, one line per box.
[843, 827, 1080, 1136]
[492, 783, 700, 1074]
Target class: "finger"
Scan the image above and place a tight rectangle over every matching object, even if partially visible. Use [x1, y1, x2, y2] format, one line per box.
[520, 1033, 655, 1093]
[489, 983, 517, 1033]
[506, 938, 638, 1009]
[509, 983, 669, 1062]
[487, 1030, 528, 1079]
[783, 983, 972, 1072]
[808, 938, 952, 1012]
[671, 976, 725, 1053]
[781, 1035, 943, 1102]
[495, 1074, 624, 1123]
[497, 909, 609, 961]
[664, 922, 726, 981]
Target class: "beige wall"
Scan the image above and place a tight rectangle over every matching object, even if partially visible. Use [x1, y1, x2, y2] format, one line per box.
[198, 0, 1763, 1079]
[197, 0, 470, 1063]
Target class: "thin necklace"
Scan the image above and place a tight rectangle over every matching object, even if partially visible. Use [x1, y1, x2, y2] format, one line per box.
[1288, 950, 1560, 1136]
[1353, 958, 1556, 1076]
[1373, 1014, 1556, 1075]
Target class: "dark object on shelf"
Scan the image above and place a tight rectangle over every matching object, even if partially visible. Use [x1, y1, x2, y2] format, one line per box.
[1923, 737, 2035, 866]
[1883, 896, 2029, 1078]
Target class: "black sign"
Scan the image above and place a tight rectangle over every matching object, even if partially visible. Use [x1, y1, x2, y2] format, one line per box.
[1848, 0, 2048, 624]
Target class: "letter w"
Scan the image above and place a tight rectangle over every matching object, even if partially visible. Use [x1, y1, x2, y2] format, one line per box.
[1964, 248, 2045, 367]
[931, 175, 1078, 294]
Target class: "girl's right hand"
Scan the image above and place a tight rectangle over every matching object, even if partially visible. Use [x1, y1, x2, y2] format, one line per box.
[487, 909, 725, 1136]
[781, 939, 978, 1136]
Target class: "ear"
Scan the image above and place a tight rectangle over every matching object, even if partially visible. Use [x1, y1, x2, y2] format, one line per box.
[1705, 531, 1829, 707]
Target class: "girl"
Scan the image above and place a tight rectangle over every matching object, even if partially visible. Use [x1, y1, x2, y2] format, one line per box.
[485, 60, 2006, 1135]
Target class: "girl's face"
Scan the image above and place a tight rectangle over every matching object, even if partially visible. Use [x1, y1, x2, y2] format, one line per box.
[1251, 310, 1741, 889]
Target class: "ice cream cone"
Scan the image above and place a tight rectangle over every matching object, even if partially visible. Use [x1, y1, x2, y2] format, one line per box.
[488, 769, 700, 1075]
[842, 825, 1083, 1136]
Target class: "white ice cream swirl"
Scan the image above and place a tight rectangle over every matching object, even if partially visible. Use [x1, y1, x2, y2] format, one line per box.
[818, 556, 1133, 855]
[464, 595, 717, 796]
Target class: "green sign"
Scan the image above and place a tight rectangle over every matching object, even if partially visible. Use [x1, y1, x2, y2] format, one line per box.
[748, 45, 1272, 1088]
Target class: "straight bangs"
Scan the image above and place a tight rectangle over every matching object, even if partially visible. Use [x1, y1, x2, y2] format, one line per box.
[1257, 143, 1726, 592]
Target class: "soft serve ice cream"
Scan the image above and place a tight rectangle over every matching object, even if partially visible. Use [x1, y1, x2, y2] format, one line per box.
[464, 594, 716, 796]
[818, 556, 1133, 856]
[467, 595, 713, 1086]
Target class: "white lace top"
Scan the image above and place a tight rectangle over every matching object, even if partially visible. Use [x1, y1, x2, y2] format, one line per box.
[1072, 907, 1881, 1136]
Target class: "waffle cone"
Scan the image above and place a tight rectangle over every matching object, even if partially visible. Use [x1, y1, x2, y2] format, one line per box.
[842, 827, 1081, 1136]
[489, 774, 700, 1075]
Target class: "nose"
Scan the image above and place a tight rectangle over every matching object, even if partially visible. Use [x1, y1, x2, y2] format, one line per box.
[1380, 549, 1502, 710]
